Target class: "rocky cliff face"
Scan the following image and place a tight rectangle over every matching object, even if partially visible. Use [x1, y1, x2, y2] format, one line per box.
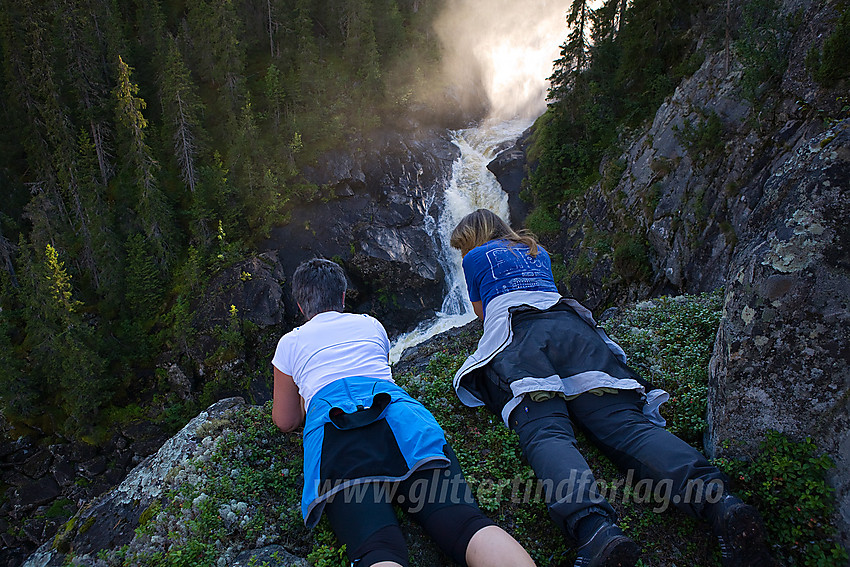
[707, 120, 850, 541]
[528, 0, 849, 545]
[261, 127, 459, 337]
[486, 129, 532, 227]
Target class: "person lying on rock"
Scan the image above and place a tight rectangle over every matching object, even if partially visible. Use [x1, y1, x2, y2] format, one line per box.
[271, 257, 536, 567]
[448, 208, 773, 567]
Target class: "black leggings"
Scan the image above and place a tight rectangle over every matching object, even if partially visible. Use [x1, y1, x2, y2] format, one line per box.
[323, 445, 494, 566]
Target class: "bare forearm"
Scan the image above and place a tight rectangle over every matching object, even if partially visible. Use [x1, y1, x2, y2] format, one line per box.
[272, 367, 304, 432]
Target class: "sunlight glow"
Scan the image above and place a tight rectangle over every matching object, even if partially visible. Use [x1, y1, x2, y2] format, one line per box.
[389, 1, 576, 363]
[434, 0, 570, 120]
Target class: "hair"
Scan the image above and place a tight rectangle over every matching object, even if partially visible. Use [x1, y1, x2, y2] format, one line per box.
[449, 208, 539, 257]
[291, 258, 347, 320]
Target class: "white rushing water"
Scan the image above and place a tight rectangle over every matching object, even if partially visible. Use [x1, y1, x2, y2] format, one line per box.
[387, 0, 570, 363]
[388, 117, 536, 363]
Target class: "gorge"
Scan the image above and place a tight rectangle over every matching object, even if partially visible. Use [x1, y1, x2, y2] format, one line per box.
[1, 0, 849, 565]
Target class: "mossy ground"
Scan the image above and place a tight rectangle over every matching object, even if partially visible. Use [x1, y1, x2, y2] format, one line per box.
[391, 292, 725, 567]
[88, 292, 846, 567]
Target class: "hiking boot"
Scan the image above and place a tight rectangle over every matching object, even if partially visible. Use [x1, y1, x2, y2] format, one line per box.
[711, 494, 774, 567]
[574, 523, 640, 567]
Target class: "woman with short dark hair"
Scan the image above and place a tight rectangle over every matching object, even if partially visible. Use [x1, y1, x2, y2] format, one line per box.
[272, 257, 536, 567]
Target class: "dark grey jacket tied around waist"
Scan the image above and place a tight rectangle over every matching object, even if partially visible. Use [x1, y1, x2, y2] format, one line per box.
[452, 290, 670, 426]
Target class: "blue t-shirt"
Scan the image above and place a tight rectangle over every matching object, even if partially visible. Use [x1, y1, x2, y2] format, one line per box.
[462, 239, 559, 315]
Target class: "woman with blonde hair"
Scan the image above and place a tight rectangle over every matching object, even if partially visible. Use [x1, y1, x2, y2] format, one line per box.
[449, 209, 771, 567]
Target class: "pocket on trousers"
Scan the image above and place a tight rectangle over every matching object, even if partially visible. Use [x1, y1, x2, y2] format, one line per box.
[508, 395, 570, 429]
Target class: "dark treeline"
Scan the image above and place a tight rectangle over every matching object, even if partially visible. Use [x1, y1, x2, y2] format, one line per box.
[527, 0, 718, 231]
[0, 0, 441, 439]
[526, 0, 848, 279]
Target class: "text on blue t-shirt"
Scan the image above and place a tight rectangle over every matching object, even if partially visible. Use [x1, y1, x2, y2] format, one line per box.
[462, 239, 558, 314]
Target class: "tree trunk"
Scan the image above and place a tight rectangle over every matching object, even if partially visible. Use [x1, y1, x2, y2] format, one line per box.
[724, 0, 731, 74]
[0, 225, 18, 287]
[267, 0, 274, 57]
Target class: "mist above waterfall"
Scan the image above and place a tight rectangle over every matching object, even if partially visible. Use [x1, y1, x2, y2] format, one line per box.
[433, 0, 570, 121]
[388, 2, 573, 361]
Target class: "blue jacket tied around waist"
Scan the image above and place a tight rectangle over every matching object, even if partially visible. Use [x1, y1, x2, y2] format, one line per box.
[301, 376, 450, 527]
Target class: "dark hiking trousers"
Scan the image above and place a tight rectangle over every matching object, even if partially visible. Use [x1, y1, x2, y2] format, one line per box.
[506, 392, 727, 539]
[473, 306, 727, 540]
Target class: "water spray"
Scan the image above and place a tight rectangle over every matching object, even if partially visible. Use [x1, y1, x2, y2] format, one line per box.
[389, 0, 569, 363]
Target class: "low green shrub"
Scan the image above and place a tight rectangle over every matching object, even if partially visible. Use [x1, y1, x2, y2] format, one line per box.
[602, 291, 723, 446]
[549, 253, 570, 285]
[715, 431, 848, 567]
[805, 6, 850, 86]
[674, 110, 724, 167]
[612, 237, 652, 283]
[306, 520, 347, 567]
[523, 205, 561, 237]
[736, 0, 793, 101]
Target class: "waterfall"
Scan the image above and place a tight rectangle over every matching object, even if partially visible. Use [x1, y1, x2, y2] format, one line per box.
[387, 0, 569, 363]
[388, 117, 535, 363]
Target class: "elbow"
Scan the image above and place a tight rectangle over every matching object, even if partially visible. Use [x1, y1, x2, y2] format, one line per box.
[272, 413, 301, 433]
[471, 301, 484, 321]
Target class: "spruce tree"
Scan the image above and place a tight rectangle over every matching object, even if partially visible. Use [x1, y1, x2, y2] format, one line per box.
[120, 232, 164, 364]
[549, 0, 592, 102]
[159, 37, 204, 195]
[124, 233, 164, 324]
[55, 0, 117, 186]
[0, 224, 16, 287]
[263, 62, 285, 132]
[292, 0, 319, 106]
[17, 242, 110, 434]
[185, 0, 246, 108]
[592, 0, 619, 43]
[76, 128, 121, 299]
[371, 0, 404, 59]
[228, 96, 263, 235]
[0, 263, 31, 419]
[114, 54, 172, 262]
[194, 152, 237, 249]
[0, 0, 97, 285]
[344, 0, 381, 85]
[615, 0, 696, 119]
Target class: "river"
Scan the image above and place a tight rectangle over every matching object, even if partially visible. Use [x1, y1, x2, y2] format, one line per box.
[387, 0, 570, 361]
[388, 116, 535, 363]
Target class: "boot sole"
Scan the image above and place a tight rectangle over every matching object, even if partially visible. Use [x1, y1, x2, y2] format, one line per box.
[595, 536, 640, 567]
[722, 504, 773, 567]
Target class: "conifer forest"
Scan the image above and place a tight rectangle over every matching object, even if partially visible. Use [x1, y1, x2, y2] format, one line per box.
[1, 0, 846, 447]
[3, 0, 850, 565]
[0, 0, 444, 438]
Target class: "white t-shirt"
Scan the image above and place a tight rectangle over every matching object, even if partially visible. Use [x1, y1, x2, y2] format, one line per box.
[271, 311, 395, 410]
